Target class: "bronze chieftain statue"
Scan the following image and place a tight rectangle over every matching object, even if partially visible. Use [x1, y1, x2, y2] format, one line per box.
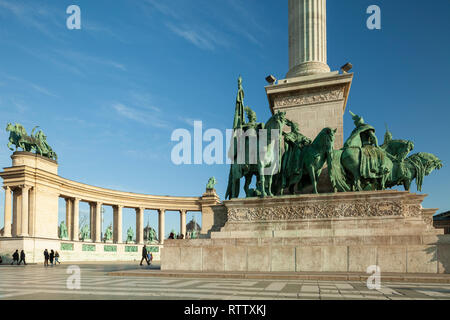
[226, 76, 287, 199]
[225, 77, 442, 198]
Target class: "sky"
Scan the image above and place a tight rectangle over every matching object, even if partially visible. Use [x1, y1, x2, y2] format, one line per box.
[0, 0, 449, 240]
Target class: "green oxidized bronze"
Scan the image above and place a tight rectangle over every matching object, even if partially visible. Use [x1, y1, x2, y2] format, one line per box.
[6, 123, 57, 160]
[126, 227, 134, 242]
[226, 76, 287, 199]
[225, 76, 442, 198]
[206, 177, 217, 190]
[58, 221, 68, 239]
[79, 225, 90, 241]
[104, 224, 113, 242]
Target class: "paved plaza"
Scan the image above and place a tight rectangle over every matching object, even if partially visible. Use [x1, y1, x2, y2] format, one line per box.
[0, 263, 449, 300]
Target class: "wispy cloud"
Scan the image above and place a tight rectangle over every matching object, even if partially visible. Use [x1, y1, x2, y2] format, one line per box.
[0, 73, 58, 98]
[0, 0, 63, 40]
[142, 0, 261, 51]
[166, 23, 217, 51]
[113, 103, 169, 129]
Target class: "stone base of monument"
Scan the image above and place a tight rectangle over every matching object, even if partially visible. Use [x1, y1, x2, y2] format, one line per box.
[161, 190, 450, 274]
[0, 238, 162, 263]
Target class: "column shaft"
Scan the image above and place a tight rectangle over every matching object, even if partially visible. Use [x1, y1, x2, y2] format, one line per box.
[114, 205, 123, 243]
[136, 207, 144, 244]
[72, 199, 80, 241]
[287, 0, 330, 77]
[19, 186, 30, 236]
[158, 209, 165, 244]
[3, 186, 12, 237]
[180, 210, 187, 238]
[89, 203, 95, 240]
[28, 187, 35, 236]
[95, 202, 102, 242]
[12, 190, 21, 236]
[65, 198, 73, 239]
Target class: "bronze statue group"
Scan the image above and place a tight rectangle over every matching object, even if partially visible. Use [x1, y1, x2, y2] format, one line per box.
[226, 77, 442, 199]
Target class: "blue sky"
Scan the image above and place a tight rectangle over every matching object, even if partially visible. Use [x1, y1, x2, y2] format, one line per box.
[0, 0, 449, 240]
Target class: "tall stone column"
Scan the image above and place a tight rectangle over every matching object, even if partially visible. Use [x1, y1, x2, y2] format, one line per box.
[28, 187, 35, 236]
[287, 0, 330, 78]
[18, 185, 30, 237]
[113, 205, 123, 243]
[136, 207, 144, 244]
[180, 210, 187, 238]
[94, 202, 102, 242]
[65, 198, 73, 239]
[12, 190, 21, 236]
[158, 209, 165, 244]
[3, 186, 12, 237]
[72, 198, 80, 241]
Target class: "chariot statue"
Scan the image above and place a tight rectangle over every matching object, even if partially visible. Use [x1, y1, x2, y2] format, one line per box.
[6, 123, 57, 160]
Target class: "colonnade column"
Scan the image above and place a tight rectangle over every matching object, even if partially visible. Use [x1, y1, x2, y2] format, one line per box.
[28, 186, 35, 236]
[18, 185, 30, 237]
[158, 209, 165, 244]
[136, 207, 144, 244]
[180, 210, 187, 238]
[89, 202, 95, 240]
[72, 198, 80, 241]
[3, 186, 12, 237]
[113, 205, 123, 244]
[65, 198, 73, 239]
[94, 202, 102, 242]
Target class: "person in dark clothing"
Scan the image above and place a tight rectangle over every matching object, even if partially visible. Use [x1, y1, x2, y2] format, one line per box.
[140, 245, 149, 266]
[11, 250, 19, 265]
[18, 250, 27, 265]
[49, 250, 55, 265]
[43, 249, 49, 267]
[0, 256, 3, 264]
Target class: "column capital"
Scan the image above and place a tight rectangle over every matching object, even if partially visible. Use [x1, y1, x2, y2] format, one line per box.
[3, 185, 11, 191]
[180, 209, 187, 214]
[158, 209, 166, 214]
[19, 184, 32, 190]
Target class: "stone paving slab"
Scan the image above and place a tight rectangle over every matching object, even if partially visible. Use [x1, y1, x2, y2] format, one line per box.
[108, 269, 450, 284]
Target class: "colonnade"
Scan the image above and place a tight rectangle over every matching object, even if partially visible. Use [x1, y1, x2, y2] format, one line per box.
[2, 186, 198, 244]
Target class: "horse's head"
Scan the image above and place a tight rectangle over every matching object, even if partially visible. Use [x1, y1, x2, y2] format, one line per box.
[6, 123, 13, 132]
[274, 111, 286, 124]
[315, 127, 336, 152]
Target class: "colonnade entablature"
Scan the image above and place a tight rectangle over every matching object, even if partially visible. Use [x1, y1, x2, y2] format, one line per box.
[0, 152, 221, 245]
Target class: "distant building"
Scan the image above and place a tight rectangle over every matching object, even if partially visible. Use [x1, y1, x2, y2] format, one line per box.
[434, 211, 450, 234]
[186, 218, 201, 239]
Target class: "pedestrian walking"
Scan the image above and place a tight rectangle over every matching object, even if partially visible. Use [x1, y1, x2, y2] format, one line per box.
[49, 250, 55, 266]
[140, 245, 149, 266]
[43, 249, 49, 267]
[11, 250, 19, 265]
[55, 251, 61, 265]
[18, 250, 27, 265]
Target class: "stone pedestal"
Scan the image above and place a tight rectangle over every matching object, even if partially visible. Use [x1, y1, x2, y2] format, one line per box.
[161, 191, 450, 274]
[266, 72, 353, 149]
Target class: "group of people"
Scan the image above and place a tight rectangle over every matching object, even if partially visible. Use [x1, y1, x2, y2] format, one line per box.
[140, 245, 154, 266]
[43, 249, 60, 267]
[9, 249, 27, 265]
[168, 232, 185, 240]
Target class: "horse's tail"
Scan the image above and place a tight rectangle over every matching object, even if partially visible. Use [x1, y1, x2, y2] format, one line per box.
[328, 149, 351, 192]
[225, 166, 234, 200]
[31, 126, 40, 137]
